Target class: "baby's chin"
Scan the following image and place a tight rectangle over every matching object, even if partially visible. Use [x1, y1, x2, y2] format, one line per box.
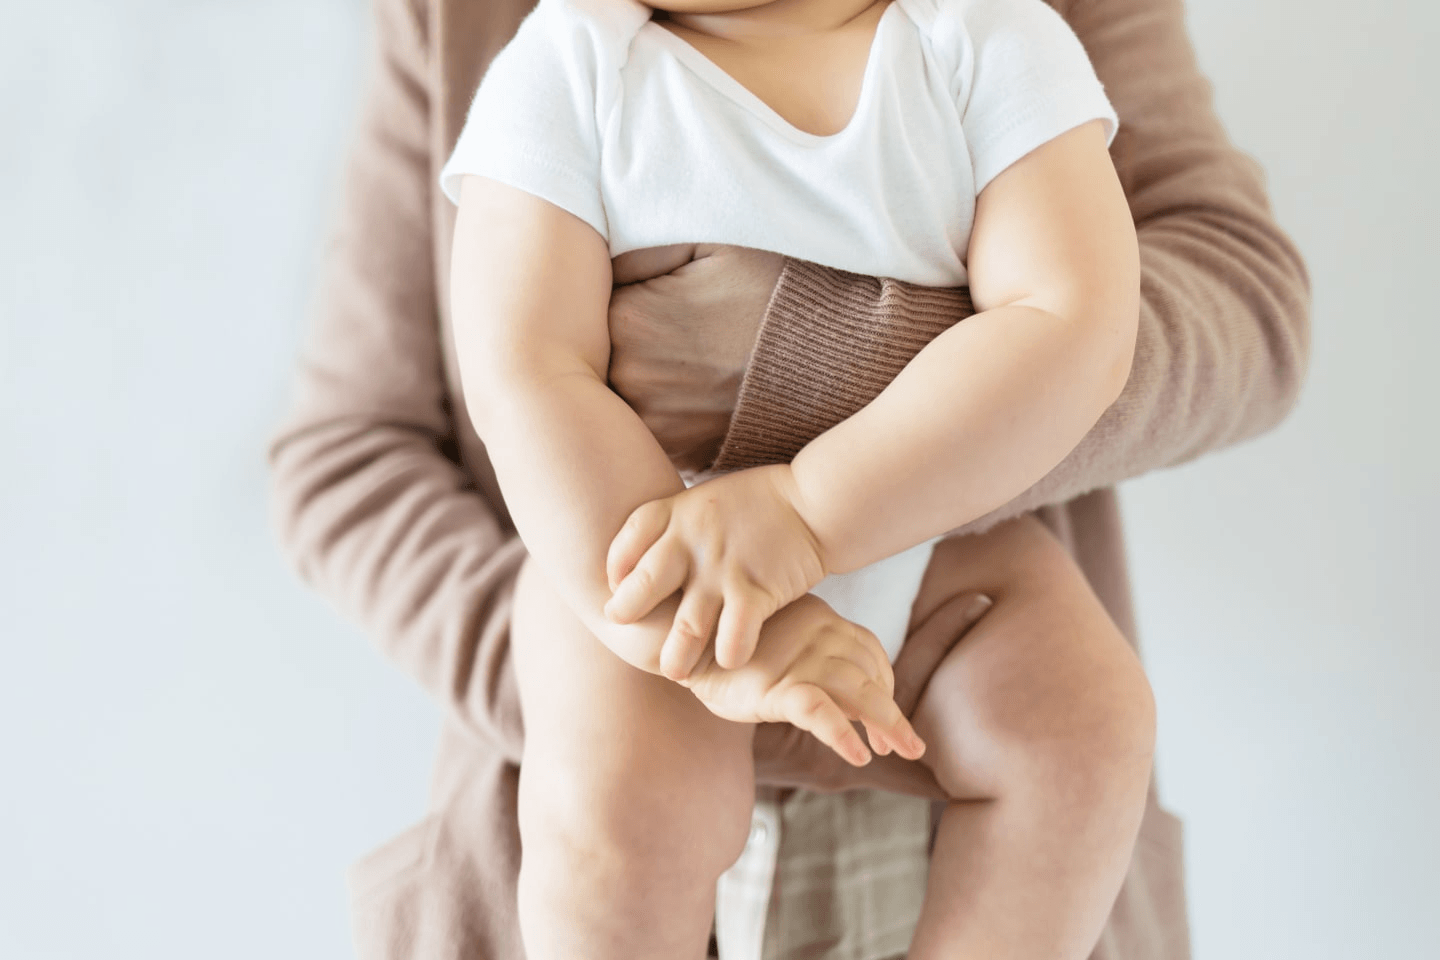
[645, 0, 786, 18]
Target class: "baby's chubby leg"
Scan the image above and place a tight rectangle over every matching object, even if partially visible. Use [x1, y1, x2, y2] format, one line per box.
[510, 556, 755, 960]
[905, 516, 1156, 960]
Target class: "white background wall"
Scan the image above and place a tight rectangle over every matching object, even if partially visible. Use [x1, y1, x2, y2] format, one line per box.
[0, 1, 1434, 958]
[1127, 0, 1440, 956]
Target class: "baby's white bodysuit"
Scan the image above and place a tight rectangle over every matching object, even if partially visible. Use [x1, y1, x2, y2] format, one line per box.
[442, 0, 1115, 658]
[442, 0, 1116, 285]
[441, 0, 1116, 659]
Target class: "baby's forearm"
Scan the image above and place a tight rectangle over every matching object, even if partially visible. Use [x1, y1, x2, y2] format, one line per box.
[790, 300, 1133, 574]
[469, 368, 683, 674]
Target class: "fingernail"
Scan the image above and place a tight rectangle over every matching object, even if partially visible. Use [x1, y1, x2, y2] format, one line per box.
[966, 594, 994, 618]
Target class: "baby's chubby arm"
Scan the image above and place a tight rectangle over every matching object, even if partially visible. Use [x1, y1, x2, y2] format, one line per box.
[451, 175, 683, 674]
[606, 120, 1138, 659]
[452, 176, 921, 762]
[795, 119, 1141, 569]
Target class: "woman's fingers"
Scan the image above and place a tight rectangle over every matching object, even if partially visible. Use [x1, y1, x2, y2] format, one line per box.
[605, 500, 672, 591]
[892, 591, 993, 714]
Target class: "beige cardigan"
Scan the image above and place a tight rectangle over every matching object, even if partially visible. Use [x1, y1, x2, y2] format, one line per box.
[267, 0, 1310, 956]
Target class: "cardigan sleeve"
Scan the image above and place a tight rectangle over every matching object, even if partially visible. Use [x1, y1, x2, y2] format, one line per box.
[266, 0, 526, 757]
[716, 0, 1311, 526]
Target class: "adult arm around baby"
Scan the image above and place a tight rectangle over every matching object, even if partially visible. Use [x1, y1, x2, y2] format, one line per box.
[711, 0, 1311, 529]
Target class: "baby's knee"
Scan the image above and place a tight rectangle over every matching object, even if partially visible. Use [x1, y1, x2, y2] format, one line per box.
[917, 592, 1155, 811]
[982, 637, 1154, 812]
[519, 737, 756, 885]
[1032, 649, 1155, 798]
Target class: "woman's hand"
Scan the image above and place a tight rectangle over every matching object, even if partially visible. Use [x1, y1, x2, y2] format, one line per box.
[752, 589, 994, 798]
[607, 245, 785, 471]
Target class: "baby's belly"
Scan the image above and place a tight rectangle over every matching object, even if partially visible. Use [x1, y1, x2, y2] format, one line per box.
[810, 537, 941, 663]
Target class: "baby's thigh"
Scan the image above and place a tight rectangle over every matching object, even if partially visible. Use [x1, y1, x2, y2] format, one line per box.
[906, 518, 1155, 800]
[510, 557, 755, 838]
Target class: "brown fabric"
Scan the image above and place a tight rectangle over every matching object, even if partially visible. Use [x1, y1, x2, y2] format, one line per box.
[267, 0, 1310, 955]
[712, 276, 974, 472]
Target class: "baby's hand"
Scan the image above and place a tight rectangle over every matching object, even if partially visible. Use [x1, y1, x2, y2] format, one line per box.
[681, 595, 926, 767]
[604, 464, 827, 679]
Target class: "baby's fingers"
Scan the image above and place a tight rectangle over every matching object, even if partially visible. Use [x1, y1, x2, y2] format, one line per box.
[777, 683, 872, 768]
[606, 500, 672, 591]
[713, 589, 771, 670]
[851, 628, 896, 697]
[604, 539, 688, 624]
[826, 658, 926, 761]
[862, 722, 896, 757]
[661, 588, 723, 681]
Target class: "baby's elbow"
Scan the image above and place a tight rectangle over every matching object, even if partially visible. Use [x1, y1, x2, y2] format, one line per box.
[1058, 232, 1140, 411]
[1072, 279, 1139, 411]
[457, 346, 519, 437]
[1105, 237, 1143, 403]
[1097, 219, 1143, 403]
[1105, 295, 1140, 405]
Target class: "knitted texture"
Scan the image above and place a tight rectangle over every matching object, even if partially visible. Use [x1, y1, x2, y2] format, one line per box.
[713, 262, 975, 473]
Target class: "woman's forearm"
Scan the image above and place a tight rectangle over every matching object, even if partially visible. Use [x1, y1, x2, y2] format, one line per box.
[269, 0, 531, 751]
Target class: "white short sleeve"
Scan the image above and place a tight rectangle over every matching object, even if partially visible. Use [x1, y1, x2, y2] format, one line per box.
[440, 0, 627, 240]
[950, 0, 1118, 193]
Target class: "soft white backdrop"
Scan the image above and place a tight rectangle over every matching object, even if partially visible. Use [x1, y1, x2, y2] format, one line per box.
[0, 1, 1434, 958]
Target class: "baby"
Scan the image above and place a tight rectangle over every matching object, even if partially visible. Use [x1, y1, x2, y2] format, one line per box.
[443, 0, 1155, 956]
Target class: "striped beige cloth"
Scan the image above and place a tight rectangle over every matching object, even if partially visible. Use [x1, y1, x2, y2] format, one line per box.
[715, 790, 933, 960]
